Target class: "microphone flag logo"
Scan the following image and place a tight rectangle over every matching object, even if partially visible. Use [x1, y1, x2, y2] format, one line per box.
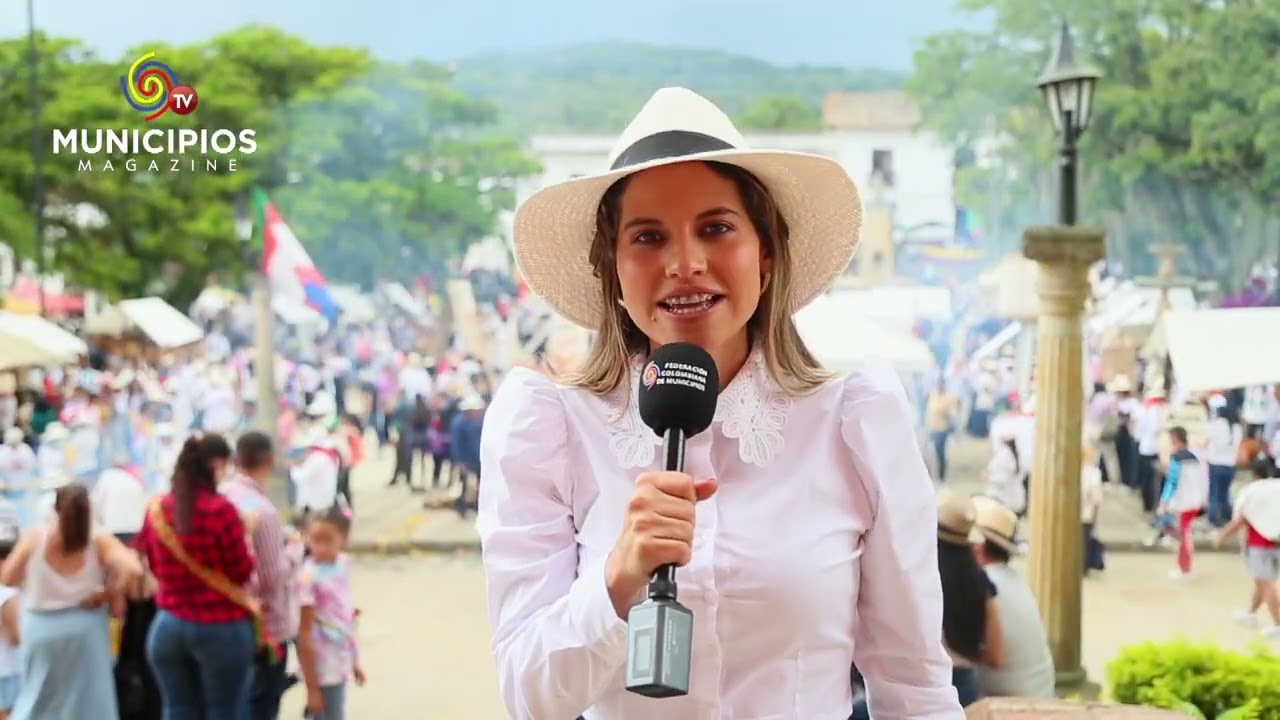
[642, 361, 660, 389]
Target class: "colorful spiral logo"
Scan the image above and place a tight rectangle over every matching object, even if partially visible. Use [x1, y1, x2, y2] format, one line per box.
[120, 52, 181, 122]
[642, 362, 660, 389]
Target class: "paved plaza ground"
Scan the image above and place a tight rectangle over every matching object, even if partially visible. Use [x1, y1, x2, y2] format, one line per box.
[277, 552, 1270, 719]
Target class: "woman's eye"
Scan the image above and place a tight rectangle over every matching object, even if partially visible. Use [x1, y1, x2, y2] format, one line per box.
[633, 231, 661, 244]
[703, 222, 732, 236]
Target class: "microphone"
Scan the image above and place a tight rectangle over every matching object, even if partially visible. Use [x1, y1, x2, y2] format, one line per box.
[625, 342, 719, 699]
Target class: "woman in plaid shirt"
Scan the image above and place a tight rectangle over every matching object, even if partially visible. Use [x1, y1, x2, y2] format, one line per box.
[134, 434, 257, 719]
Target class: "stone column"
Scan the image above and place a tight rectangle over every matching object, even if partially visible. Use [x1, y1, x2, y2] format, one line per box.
[1022, 226, 1106, 694]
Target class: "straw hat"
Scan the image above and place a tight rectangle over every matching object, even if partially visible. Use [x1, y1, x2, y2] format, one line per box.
[41, 421, 68, 441]
[1107, 374, 1132, 394]
[305, 393, 336, 418]
[111, 369, 135, 391]
[458, 394, 487, 412]
[936, 490, 976, 546]
[970, 495, 1020, 554]
[512, 86, 864, 329]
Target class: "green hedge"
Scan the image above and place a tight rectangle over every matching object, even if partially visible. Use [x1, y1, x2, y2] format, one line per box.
[1108, 640, 1279, 719]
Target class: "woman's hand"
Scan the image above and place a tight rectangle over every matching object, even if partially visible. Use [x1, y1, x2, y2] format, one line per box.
[604, 472, 717, 618]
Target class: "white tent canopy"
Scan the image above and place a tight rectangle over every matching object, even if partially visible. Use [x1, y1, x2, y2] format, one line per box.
[794, 294, 937, 374]
[817, 286, 952, 331]
[271, 295, 328, 329]
[1089, 284, 1197, 334]
[0, 311, 88, 359]
[327, 285, 377, 324]
[1164, 307, 1280, 392]
[119, 297, 205, 349]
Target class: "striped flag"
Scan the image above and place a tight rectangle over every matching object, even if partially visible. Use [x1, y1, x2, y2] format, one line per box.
[254, 188, 340, 322]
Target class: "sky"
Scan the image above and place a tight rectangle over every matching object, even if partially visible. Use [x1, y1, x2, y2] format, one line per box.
[5, 0, 986, 69]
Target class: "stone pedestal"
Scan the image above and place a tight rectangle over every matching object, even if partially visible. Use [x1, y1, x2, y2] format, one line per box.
[966, 698, 1188, 719]
[1022, 226, 1106, 693]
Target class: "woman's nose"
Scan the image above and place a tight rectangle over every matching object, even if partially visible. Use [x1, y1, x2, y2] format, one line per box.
[663, 231, 707, 278]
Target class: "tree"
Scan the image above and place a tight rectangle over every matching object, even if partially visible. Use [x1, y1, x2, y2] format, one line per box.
[0, 27, 539, 304]
[737, 96, 823, 131]
[275, 61, 540, 287]
[452, 42, 904, 133]
[907, 0, 1280, 284]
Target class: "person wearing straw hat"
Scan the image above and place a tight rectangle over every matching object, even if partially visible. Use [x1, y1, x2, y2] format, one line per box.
[449, 394, 486, 518]
[1133, 385, 1168, 513]
[854, 491, 997, 716]
[0, 427, 37, 528]
[969, 496, 1054, 699]
[290, 425, 341, 520]
[477, 87, 959, 719]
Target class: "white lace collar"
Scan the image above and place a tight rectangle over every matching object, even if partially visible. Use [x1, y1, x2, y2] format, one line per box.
[601, 349, 793, 469]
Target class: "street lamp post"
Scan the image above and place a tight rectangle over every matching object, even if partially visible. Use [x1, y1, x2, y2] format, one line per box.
[1023, 22, 1107, 697]
[1036, 22, 1101, 227]
[28, 0, 45, 317]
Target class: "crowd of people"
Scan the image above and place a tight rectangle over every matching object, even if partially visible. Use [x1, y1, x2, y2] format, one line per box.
[0, 288, 512, 718]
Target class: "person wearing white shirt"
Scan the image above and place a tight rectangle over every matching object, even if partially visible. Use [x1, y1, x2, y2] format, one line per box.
[396, 354, 433, 401]
[1134, 390, 1169, 513]
[477, 89, 960, 720]
[289, 426, 340, 517]
[91, 464, 148, 541]
[1205, 406, 1243, 526]
[970, 497, 1055, 699]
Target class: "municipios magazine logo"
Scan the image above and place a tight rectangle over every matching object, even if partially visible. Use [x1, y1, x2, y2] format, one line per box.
[120, 52, 198, 120]
[52, 51, 256, 173]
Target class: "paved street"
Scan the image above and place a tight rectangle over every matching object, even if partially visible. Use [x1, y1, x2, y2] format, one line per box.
[278, 552, 1268, 719]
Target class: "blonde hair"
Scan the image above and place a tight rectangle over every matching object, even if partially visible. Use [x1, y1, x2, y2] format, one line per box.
[556, 161, 832, 396]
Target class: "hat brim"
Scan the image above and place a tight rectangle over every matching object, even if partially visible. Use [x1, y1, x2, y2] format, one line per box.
[972, 525, 1020, 554]
[938, 526, 973, 546]
[514, 149, 863, 330]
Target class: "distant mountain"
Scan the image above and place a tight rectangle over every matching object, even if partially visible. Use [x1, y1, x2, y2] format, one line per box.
[452, 43, 906, 133]
[5, 0, 981, 69]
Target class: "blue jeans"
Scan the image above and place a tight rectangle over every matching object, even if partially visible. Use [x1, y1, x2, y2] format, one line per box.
[304, 684, 346, 720]
[1208, 464, 1235, 526]
[146, 610, 255, 720]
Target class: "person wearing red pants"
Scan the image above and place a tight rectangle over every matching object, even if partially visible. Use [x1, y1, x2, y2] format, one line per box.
[1159, 426, 1210, 580]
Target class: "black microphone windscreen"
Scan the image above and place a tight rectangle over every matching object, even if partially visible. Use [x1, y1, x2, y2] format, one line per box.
[637, 342, 719, 437]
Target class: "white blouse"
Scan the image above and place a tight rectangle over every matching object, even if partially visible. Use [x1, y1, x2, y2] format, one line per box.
[477, 351, 961, 720]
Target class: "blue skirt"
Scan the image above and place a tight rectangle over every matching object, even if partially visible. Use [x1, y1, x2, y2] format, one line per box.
[12, 607, 118, 720]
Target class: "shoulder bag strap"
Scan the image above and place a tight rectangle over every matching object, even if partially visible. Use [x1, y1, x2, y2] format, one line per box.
[145, 499, 252, 611]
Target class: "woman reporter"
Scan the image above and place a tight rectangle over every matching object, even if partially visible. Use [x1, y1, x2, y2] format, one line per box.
[477, 88, 960, 719]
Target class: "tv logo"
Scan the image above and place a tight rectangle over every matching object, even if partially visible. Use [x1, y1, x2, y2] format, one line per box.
[120, 52, 199, 121]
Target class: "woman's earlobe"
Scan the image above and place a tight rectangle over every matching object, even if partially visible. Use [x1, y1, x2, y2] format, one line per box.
[761, 272, 772, 294]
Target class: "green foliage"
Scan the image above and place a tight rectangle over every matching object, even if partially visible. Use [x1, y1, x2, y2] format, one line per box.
[0, 26, 537, 304]
[738, 96, 823, 131]
[1107, 640, 1280, 719]
[907, 0, 1280, 283]
[452, 42, 902, 133]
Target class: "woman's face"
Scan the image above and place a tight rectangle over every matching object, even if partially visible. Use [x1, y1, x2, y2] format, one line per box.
[615, 162, 772, 355]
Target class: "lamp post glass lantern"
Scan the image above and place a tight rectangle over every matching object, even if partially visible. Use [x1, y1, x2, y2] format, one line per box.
[1036, 22, 1101, 226]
